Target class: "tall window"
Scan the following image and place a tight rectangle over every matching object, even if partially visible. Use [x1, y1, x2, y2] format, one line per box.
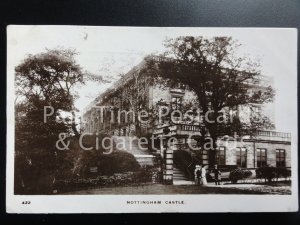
[276, 149, 286, 167]
[236, 147, 247, 168]
[216, 146, 226, 165]
[256, 148, 267, 167]
[171, 97, 182, 110]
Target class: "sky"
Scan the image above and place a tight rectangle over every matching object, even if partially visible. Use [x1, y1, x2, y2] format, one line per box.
[7, 26, 297, 132]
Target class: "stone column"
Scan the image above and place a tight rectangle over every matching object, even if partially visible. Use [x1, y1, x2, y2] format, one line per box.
[163, 146, 174, 185]
[91, 111, 95, 133]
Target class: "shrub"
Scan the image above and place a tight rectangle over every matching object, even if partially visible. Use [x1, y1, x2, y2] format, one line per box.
[53, 168, 154, 193]
[80, 150, 141, 177]
[60, 135, 141, 178]
[276, 167, 291, 179]
[229, 168, 252, 184]
[256, 166, 276, 182]
[14, 134, 141, 194]
[14, 151, 57, 194]
[256, 166, 290, 183]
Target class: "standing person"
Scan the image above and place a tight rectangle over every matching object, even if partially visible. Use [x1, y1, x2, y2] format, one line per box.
[213, 164, 222, 185]
[200, 165, 208, 186]
[157, 167, 163, 183]
[194, 165, 201, 185]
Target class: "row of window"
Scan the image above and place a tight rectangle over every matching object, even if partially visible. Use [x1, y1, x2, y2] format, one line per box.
[216, 147, 286, 168]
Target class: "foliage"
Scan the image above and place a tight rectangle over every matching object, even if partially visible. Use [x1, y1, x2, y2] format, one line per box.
[79, 150, 141, 177]
[15, 48, 85, 136]
[144, 36, 275, 164]
[65, 134, 140, 177]
[53, 168, 154, 193]
[256, 166, 291, 183]
[14, 133, 142, 194]
[14, 48, 101, 194]
[229, 168, 252, 183]
[15, 48, 84, 109]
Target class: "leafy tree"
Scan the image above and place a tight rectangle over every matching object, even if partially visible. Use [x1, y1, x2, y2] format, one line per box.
[15, 48, 85, 135]
[14, 48, 86, 193]
[145, 37, 274, 165]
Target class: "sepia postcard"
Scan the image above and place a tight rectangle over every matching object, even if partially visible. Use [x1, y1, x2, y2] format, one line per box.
[6, 26, 298, 213]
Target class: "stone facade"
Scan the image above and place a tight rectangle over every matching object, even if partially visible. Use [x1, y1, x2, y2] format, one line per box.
[217, 138, 291, 168]
[82, 59, 291, 169]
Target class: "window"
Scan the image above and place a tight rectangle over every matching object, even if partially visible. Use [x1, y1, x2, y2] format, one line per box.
[276, 149, 286, 167]
[236, 147, 247, 168]
[216, 146, 226, 165]
[256, 148, 267, 167]
[178, 83, 185, 89]
[171, 97, 182, 110]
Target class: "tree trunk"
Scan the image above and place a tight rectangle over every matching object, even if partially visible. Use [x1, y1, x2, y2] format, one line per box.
[71, 111, 79, 137]
[208, 131, 218, 167]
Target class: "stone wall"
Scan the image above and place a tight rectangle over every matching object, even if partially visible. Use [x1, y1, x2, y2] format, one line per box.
[217, 139, 291, 168]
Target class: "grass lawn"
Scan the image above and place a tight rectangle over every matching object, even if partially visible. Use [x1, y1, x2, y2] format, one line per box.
[64, 182, 291, 195]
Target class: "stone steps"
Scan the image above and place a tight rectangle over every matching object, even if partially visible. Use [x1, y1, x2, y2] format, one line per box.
[173, 166, 193, 185]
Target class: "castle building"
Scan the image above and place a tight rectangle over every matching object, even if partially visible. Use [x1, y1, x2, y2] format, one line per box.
[82, 59, 291, 169]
